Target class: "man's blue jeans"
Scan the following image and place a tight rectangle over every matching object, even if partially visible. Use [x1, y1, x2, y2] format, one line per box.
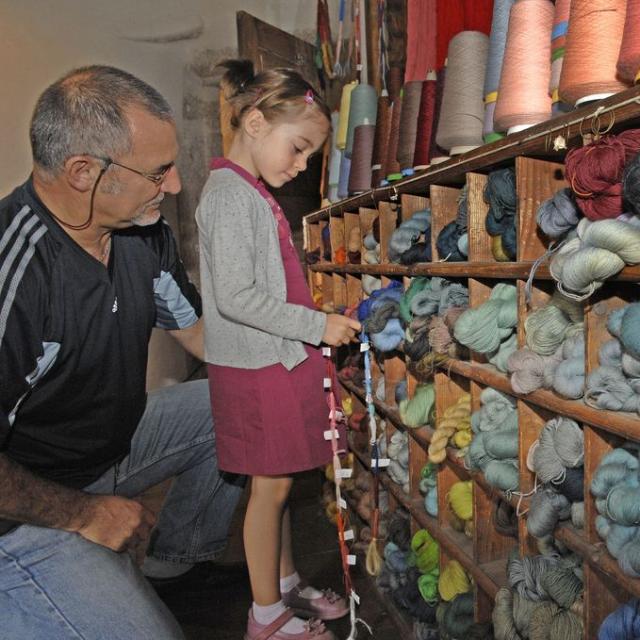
[0, 380, 244, 639]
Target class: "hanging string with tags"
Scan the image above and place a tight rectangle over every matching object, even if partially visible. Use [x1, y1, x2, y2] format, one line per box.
[323, 348, 372, 639]
[359, 330, 388, 576]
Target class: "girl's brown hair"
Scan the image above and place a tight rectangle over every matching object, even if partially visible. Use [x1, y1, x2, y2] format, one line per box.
[218, 59, 331, 130]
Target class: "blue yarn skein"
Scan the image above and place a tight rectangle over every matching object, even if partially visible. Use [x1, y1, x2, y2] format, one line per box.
[357, 280, 403, 322]
[598, 599, 640, 639]
[371, 318, 405, 352]
[436, 221, 467, 262]
[484, 167, 517, 260]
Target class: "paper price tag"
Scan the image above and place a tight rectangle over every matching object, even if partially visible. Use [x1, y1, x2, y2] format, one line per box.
[371, 458, 391, 468]
[359, 343, 370, 352]
[343, 528, 354, 541]
[322, 347, 331, 357]
[329, 410, 344, 421]
[324, 429, 340, 440]
[336, 468, 353, 479]
[347, 554, 357, 565]
[339, 497, 347, 510]
[323, 377, 331, 389]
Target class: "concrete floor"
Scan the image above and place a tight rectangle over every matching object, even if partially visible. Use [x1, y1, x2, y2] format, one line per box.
[147, 471, 402, 639]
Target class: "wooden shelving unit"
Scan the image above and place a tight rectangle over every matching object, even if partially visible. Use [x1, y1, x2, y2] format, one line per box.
[307, 87, 640, 638]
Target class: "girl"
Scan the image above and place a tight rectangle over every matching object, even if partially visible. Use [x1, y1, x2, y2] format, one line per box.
[196, 60, 361, 640]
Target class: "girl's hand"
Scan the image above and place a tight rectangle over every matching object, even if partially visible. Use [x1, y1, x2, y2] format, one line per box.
[322, 314, 361, 346]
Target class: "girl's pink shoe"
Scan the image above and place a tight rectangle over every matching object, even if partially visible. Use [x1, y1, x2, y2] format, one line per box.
[282, 583, 349, 621]
[244, 609, 336, 640]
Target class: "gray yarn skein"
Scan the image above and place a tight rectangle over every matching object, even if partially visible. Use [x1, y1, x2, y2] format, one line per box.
[539, 565, 583, 608]
[524, 305, 573, 356]
[388, 210, 432, 263]
[532, 417, 584, 486]
[410, 277, 469, 318]
[549, 217, 640, 299]
[536, 187, 580, 239]
[363, 233, 379, 250]
[527, 487, 571, 538]
[585, 366, 640, 413]
[599, 338, 623, 368]
[507, 554, 560, 602]
[571, 502, 585, 529]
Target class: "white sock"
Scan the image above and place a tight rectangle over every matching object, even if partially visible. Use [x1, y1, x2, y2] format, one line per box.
[252, 600, 307, 634]
[280, 571, 323, 599]
[141, 556, 194, 579]
[280, 571, 301, 593]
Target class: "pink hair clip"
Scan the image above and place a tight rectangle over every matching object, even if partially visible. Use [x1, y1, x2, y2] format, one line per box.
[251, 88, 264, 106]
[304, 89, 314, 105]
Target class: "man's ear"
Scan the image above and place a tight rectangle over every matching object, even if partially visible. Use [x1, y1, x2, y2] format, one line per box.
[243, 108, 267, 139]
[63, 156, 104, 193]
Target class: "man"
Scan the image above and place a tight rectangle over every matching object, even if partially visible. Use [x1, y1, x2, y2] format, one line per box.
[0, 65, 243, 639]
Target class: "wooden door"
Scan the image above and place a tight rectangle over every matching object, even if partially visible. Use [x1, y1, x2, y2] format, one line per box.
[237, 10, 319, 86]
[236, 11, 324, 243]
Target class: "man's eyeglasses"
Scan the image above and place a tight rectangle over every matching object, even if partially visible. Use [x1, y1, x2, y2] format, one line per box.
[48, 155, 174, 231]
[99, 157, 175, 185]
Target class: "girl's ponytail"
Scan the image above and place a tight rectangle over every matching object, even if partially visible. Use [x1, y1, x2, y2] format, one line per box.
[219, 59, 256, 100]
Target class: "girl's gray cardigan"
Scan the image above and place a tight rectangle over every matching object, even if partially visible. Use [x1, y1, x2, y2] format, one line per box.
[196, 168, 327, 370]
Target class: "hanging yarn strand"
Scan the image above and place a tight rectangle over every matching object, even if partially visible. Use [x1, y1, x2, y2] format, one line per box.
[323, 350, 372, 639]
[361, 330, 384, 577]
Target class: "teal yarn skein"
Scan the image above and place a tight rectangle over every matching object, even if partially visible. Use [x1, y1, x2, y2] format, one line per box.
[453, 282, 517, 362]
[591, 448, 639, 497]
[399, 384, 436, 428]
[488, 332, 518, 372]
[484, 429, 519, 459]
[484, 459, 519, 491]
[618, 303, 640, 360]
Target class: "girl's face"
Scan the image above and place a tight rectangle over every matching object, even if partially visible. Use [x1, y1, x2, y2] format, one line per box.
[250, 110, 330, 188]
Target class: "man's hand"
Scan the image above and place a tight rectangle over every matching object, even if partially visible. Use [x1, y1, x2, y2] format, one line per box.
[322, 314, 361, 346]
[70, 494, 156, 553]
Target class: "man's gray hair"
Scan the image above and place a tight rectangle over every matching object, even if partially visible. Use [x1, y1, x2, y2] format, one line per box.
[30, 65, 174, 173]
